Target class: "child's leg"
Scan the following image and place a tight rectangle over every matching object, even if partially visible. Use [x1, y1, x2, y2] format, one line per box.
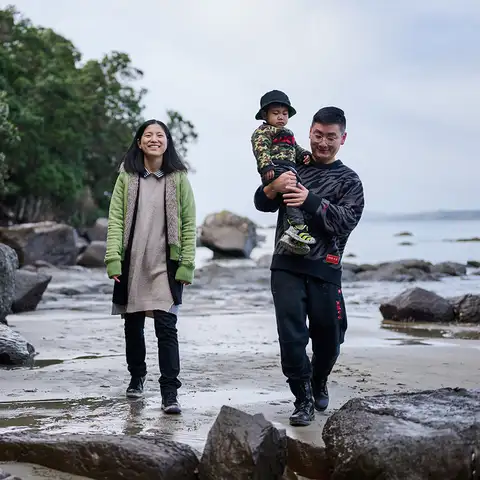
[284, 207, 316, 245]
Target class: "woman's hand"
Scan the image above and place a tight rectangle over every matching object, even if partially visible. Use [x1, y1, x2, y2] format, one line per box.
[112, 275, 121, 283]
[180, 281, 191, 286]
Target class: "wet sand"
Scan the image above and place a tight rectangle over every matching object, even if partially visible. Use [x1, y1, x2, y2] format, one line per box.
[1, 300, 479, 452]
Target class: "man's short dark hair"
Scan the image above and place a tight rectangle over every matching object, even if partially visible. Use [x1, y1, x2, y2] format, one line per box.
[312, 107, 346, 133]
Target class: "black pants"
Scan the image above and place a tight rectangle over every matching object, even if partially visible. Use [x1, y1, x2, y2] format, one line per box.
[124, 310, 181, 394]
[262, 162, 305, 226]
[271, 269, 347, 384]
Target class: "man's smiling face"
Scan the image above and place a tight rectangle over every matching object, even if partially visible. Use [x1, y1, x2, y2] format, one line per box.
[309, 123, 347, 164]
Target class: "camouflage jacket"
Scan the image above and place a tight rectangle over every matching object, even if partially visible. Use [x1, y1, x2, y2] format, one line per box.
[251, 123, 310, 175]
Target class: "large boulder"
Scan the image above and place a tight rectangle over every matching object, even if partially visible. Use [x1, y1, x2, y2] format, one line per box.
[0, 433, 199, 480]
[200, 211, 257, 258]
[379, 287, 455, 323]
[198, 405, 287, 480]
[0, 323, 35, 366]
[0, 243, 18, 324]
[323, 387, 480, 479]
[450, 294, 480, 323]
[12, 269, 52, 313]
[77, 241, 106, 268]
[0, 221, 77, 266]
[85, 217, 108, 242]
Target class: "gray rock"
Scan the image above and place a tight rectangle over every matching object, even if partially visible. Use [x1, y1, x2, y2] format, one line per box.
[323, 387, 480, 480]
[75, 234, 89, 255]
[357, 263, 436, 282]
[77, 241, 106, 268]
[12, 269, 52, 313]
[0, 323, 35, 366]
[379, 287, 455, 323]
[200, 211, 258, 258]
[0, 468, 22, 480]
[85, 217, 108, 242]
[450, 294, 480, 323]
[389, 259, 433, 272]
[194, 263, 270, 289]
[341, 268, 356, 283]
[0, 433, 198, 480]
[198, 405, 287, 480]
[431, 261, 467, 276]
[286, 436, 330, 480]
[0, 221, 77, 266]
[0, 243, 18, 324]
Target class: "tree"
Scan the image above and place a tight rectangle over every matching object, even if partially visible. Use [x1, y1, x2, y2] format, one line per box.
[0, 6, 198, 225]
[166, 110, 198, 171]
[0, 90, 19, 197]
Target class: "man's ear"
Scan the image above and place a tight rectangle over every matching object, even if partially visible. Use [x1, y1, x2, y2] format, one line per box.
[341, 132, 347, 146]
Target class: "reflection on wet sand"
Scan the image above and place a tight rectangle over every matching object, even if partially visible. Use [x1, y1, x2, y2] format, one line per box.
[382, 320, 480, 340]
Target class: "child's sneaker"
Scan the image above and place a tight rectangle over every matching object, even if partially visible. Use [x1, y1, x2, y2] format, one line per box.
[279, 234, 310, 255]
[285, 224, 316, 245]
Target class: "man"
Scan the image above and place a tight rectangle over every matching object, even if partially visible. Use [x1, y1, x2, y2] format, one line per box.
[254, 106, 364, 426]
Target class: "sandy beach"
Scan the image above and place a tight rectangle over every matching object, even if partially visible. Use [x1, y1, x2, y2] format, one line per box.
[1, 283, 479, 453]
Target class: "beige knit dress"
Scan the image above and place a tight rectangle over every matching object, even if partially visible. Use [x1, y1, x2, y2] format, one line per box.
[125, 174, 174, 316]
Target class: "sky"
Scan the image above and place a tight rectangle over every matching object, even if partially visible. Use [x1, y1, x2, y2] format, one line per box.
[3, 0, 480, 225]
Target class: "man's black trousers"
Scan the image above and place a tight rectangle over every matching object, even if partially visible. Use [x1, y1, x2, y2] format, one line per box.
[271, 269, 347, 384]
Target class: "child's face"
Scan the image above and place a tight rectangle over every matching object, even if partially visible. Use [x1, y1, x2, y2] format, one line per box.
[265, 104, 289, 128]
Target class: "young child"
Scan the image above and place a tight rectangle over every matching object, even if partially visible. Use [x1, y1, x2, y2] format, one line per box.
[251, 90, 315, 255]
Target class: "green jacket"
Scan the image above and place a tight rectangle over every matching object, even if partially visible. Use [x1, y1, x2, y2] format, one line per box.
[105, 169, 196, 284]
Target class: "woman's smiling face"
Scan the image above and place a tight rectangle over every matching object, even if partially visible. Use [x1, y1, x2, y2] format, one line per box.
[138, 123, 168, 157]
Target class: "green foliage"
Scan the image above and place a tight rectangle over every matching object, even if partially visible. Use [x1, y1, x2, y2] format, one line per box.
[166, 110, 198, 171]
[0, 6, 198, 224]
[0, 90, 20, 195]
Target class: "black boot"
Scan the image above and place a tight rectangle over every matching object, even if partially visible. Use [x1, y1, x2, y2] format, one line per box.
[312, 377, 329, 411]
[288, 380, 315, 426]
[126, 375, 146, 398]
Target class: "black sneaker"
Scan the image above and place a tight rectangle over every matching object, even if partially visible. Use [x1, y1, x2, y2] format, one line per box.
[161, 392, 182, 414]
[126, 375, 146, 398]
[312, 377, 329, 411]
[288, 380, 315, 427]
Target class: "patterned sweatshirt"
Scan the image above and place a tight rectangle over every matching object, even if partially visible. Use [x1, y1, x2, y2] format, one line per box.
[254, 159, 364, 286]
[251, 123, 310, 176]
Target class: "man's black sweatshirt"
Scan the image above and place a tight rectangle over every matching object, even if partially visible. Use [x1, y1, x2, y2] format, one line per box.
[254, 159, 365, 286]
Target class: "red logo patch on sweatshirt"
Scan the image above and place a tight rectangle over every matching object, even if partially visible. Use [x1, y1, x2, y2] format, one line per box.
[326, 254, 340, 265]
[273, 134, 295, 145]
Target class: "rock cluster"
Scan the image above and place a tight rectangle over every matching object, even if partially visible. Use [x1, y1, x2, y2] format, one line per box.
[380, 287, 480, 323]
[0, 389, 478, 479]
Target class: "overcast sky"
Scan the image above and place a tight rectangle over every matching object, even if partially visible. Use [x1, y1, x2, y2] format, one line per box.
[4, 0, 480, 224]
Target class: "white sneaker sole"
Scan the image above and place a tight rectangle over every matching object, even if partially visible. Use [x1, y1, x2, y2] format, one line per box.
[162, 404, 182, 414]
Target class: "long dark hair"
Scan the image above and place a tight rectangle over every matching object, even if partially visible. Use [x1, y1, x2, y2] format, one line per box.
[122, 119, 188, 174]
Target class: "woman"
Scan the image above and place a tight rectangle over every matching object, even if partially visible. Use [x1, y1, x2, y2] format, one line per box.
[105, 119, 196, 414]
